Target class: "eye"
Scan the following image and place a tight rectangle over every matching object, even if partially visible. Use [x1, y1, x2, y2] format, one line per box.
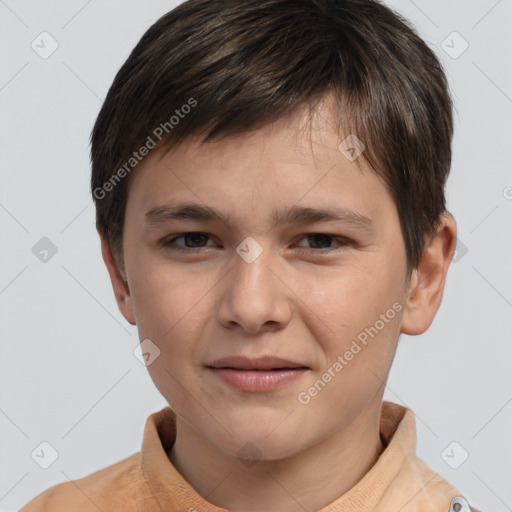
[294, 233, 350, 253]
[161, 232, 350, 254]
[162, 232, 216, 251]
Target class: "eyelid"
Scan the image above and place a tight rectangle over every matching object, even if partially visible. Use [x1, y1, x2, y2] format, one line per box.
[161, 232, 352, 253]
[162, 232, 216, 250]
[294, 233, 351, 246]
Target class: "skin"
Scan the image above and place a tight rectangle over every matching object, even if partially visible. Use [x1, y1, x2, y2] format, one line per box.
[100, 97, 457, 512]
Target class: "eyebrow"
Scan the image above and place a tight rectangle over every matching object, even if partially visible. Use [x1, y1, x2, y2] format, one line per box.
[144, 202, 374, 231]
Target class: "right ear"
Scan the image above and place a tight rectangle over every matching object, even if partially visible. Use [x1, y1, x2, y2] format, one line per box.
[99, 231, 136, 326]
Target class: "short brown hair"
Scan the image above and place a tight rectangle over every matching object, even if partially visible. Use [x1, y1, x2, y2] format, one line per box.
[90, 0, 453, 271]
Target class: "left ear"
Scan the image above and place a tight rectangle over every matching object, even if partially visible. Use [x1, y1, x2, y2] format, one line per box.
[400, 212, 457, 335]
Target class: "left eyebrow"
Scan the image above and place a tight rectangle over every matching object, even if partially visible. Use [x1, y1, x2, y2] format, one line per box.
[144, 202, 374, 232]
[144, 202, 231, 225]
[272, 205, 374, 232]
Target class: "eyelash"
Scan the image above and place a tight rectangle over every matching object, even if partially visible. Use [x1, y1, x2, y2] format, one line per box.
[161, 232, 350, 254]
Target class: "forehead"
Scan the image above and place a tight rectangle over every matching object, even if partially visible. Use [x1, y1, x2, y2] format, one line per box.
[131, 95, 363, 184]
[124, 101, 395, 231]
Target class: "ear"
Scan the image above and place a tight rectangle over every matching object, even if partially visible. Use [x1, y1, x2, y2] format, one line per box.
[400, 213, 457, 335]
[99, 231, 136, 326]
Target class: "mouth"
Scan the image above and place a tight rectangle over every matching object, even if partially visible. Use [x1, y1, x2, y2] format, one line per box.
[208, 355, 308, 371]
[206, 356, 309, 392]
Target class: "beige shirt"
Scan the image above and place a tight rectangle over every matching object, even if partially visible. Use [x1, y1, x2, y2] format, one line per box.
[20, 401, 479, 511]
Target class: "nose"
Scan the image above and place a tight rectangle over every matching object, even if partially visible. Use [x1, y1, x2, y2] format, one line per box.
[216, 244, 293, 335]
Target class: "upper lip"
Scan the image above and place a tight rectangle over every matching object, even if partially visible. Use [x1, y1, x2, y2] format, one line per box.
[207, 356, 308, 370]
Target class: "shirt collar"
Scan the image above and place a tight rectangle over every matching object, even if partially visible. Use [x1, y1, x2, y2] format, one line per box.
[139, 401, 417, 511]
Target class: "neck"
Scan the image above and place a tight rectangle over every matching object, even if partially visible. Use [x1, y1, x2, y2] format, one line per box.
[168, 403, 384, 512]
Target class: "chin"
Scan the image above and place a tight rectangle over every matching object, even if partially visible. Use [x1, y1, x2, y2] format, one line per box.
[221, 418, 307, 458]
[223, 434, 304, 463]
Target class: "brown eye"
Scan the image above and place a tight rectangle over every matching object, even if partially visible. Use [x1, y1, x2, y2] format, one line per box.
[163, 232, 214, 251]
[295, 233, 349, 253]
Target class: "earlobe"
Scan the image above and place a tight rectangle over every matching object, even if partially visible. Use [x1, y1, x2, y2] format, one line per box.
[400, 213, 457, 336]
[99, 232, 137, 326]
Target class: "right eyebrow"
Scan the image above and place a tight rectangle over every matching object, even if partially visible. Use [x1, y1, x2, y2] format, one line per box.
[144, 201, 375, 233]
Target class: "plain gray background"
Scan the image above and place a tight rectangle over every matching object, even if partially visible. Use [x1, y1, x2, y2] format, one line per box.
[1, 1, 511, 511]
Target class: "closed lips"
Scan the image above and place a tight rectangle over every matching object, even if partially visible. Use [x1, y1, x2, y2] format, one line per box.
[207, 356, 308, 371]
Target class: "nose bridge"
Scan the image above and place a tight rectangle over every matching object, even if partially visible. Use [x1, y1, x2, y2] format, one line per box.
[217, 239, 291, 332]
[234, 245, 273, 293]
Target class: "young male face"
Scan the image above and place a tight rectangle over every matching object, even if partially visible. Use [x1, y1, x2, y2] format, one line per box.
[101, 97, 454, 477]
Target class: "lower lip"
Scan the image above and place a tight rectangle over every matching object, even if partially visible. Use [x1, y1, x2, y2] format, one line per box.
[209, 368, 307, 392]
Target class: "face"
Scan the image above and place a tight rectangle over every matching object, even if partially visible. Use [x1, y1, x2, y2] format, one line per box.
[114, 100, 414, 460]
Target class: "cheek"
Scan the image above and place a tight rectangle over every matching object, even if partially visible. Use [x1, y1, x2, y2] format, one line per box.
[299, 261, 403, 347]
[296, 259, 406, 412]
[130, 268, 205, 409]
[129, 255, 203, 338]
[297, 296, 403, 422]
[128, 260, 216, 387]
